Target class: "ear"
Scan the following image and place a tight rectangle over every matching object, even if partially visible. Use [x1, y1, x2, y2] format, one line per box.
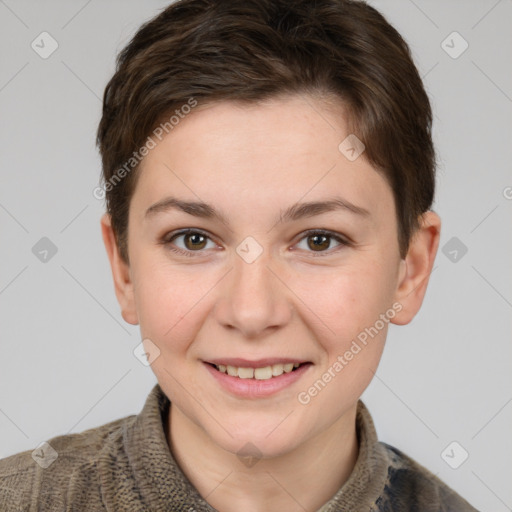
[391, 210, 441, 325]
[100, 213, 139, 325]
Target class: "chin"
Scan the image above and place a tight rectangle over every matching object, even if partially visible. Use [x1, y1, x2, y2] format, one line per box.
[223, 435, 298, 461]
[209, 417, 308, 460]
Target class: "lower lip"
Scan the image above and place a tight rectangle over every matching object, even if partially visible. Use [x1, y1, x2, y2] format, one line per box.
[203, 362, 312, 398]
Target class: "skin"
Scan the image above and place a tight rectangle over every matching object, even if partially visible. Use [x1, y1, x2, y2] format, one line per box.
[101, 93, 441, 512]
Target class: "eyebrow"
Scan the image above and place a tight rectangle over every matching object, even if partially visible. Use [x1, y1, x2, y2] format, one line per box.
[144, 196, 371, 224]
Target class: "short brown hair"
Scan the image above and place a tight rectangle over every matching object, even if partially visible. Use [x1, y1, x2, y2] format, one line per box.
[96, 0, 436, 263]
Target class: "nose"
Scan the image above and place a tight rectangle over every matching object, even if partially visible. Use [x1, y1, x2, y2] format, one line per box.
[214, 249, 292, 339]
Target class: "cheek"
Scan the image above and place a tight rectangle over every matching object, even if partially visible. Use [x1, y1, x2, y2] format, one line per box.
[288, 260, 395, 345]
[133, 267, 213, 396]
[131, 260, 211, 351]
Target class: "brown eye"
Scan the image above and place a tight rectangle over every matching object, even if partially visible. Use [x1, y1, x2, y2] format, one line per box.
[183, 232, 207, 250]
[307, 234, 331, 251]
[163, 229, 217, 256]
[295, 230, 350, 255]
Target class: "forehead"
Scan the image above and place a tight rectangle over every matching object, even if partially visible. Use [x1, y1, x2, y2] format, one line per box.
[131, 95, 394, 226]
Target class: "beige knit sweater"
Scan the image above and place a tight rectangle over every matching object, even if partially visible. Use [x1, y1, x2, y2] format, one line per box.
[0, 383, 478, 511]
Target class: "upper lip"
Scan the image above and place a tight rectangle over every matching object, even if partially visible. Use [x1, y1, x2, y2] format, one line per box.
[205, 358, 309, 367]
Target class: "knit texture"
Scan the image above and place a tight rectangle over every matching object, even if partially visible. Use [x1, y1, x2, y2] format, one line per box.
[0, 383, 478, 511]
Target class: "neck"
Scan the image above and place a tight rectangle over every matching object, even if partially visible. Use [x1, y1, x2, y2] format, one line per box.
[166, 405, 359, 512]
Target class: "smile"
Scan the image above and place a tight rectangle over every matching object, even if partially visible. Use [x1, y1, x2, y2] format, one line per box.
[212, 362, 301, 380]
[203, 360, 312, 398]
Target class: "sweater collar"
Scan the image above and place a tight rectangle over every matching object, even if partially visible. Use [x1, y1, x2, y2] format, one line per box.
[118, 383, 388, 511]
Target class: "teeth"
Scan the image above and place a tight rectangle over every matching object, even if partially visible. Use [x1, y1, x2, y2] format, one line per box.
[238, 367, 254, 379]
[254, 366, 272, 380]
[271, 364, 284, 377]
[226, 365, 238, 377]
[214, 362, 303, 380]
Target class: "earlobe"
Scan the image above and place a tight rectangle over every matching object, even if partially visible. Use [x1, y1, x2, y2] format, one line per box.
[391, 211, 441, 326]
[100, 213, 139, 325]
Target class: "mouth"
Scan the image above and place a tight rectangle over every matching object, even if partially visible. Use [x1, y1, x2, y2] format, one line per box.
[205, 361, 308, 380]
[203, 359, 312, 398]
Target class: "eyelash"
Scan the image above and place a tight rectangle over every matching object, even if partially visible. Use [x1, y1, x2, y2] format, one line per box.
[161, 228, 352, 258]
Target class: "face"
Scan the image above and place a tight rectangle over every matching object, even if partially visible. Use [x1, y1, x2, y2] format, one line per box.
[103, 94, 438, 459]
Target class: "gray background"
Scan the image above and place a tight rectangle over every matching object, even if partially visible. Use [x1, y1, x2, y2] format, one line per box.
[0, 1, 511, 510]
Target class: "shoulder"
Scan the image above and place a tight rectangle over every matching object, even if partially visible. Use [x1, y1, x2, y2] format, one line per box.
[0, 414, 136, 511]
[376, 442, 479, 512]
